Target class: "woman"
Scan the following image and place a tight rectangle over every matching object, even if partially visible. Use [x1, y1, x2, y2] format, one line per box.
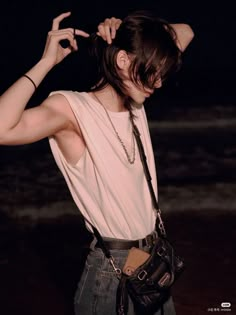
[0, 10, 194, 315]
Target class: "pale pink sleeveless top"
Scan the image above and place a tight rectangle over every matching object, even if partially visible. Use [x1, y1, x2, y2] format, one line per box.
[48, 91, 158, 240]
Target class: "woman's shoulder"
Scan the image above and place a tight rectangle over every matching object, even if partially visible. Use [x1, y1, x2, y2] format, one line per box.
[48, 90, 83, 99]
[47, 90, 90, 107]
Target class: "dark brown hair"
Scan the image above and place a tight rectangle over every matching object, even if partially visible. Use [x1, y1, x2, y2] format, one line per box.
[89, 10, 182, 111]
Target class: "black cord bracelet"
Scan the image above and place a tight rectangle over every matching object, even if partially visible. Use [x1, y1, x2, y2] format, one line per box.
[22, 74, 37, 91]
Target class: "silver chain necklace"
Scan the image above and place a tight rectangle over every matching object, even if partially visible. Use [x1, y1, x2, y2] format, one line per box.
[93, 92, 135, 164]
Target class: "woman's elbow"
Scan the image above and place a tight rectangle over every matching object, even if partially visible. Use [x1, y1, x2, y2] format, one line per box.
[186, 24, 195, 42]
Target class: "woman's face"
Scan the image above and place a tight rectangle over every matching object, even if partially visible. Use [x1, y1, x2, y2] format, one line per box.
[117, 50, 163, 104]
[123, 75, 162, 105]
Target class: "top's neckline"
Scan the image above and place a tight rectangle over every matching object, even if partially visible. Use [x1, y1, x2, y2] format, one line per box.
[83, 92, 131, 118]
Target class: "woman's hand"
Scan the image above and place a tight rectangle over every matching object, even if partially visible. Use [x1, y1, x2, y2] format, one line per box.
[41, 12, 89, 66]
[97, 17, 122, 44]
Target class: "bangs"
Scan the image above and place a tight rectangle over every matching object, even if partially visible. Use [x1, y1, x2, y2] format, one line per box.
[129, 22, 182, 89]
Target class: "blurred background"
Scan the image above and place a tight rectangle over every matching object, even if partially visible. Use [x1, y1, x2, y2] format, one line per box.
[0, 1, 235, 315]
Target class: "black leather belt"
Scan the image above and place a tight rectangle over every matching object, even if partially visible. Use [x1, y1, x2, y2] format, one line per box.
[95, 232, 158, 250]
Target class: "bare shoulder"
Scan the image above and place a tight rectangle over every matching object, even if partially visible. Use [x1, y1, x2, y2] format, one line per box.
[42, 93, 72, 117]
[41, 92, 79, 131]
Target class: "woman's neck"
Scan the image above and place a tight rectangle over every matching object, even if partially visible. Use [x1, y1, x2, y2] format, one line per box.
[91, 85, 127, 113]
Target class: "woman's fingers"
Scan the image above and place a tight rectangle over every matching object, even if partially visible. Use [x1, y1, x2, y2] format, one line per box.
[48, 28, 89, 47]
[51, 11, 71, 31]
[104, 18, 113, 44]
[74, 29, 90, 38]
[111, 17, 122, 39]
[97, 17, 122, 44]
[58, 32, 78, 51]
[97, 22, 109, 43]
[51, 12, 90, 38]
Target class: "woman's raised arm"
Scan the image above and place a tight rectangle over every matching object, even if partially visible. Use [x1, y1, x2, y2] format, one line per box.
[0, 12, 89, 140]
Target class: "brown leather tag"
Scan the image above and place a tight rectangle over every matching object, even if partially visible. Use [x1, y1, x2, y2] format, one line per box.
[123, 247, 150, 276]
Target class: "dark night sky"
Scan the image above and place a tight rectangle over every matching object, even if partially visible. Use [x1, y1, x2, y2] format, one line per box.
[0, 0, 235, 111]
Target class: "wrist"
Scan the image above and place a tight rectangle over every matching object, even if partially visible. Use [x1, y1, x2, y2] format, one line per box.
[24, 58, 55, 89]
[37, 57, 55, 72]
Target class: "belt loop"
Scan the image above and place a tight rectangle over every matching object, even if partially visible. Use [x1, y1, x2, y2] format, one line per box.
[139, 239, 142, 248]
[145, 234, 152, 248]
[90, 236, 98, 250]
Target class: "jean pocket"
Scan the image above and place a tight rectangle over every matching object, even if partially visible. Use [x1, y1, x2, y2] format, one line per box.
[74, 262, 91, 305]
[92, 270, 119, 315]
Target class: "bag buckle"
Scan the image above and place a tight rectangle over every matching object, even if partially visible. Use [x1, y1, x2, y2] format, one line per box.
[138, 270, 148, 281]
[145, 231, 158, 248]
[157, 246, 166, 257]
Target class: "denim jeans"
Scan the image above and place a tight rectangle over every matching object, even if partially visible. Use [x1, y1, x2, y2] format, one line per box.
[74, 239, 176, 315]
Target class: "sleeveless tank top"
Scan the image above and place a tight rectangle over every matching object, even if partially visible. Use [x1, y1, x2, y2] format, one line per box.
[48, 91, 158, 240]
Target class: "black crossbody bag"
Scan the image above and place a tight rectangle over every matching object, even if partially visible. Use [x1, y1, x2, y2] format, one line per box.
[88, 122, 185, 315]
